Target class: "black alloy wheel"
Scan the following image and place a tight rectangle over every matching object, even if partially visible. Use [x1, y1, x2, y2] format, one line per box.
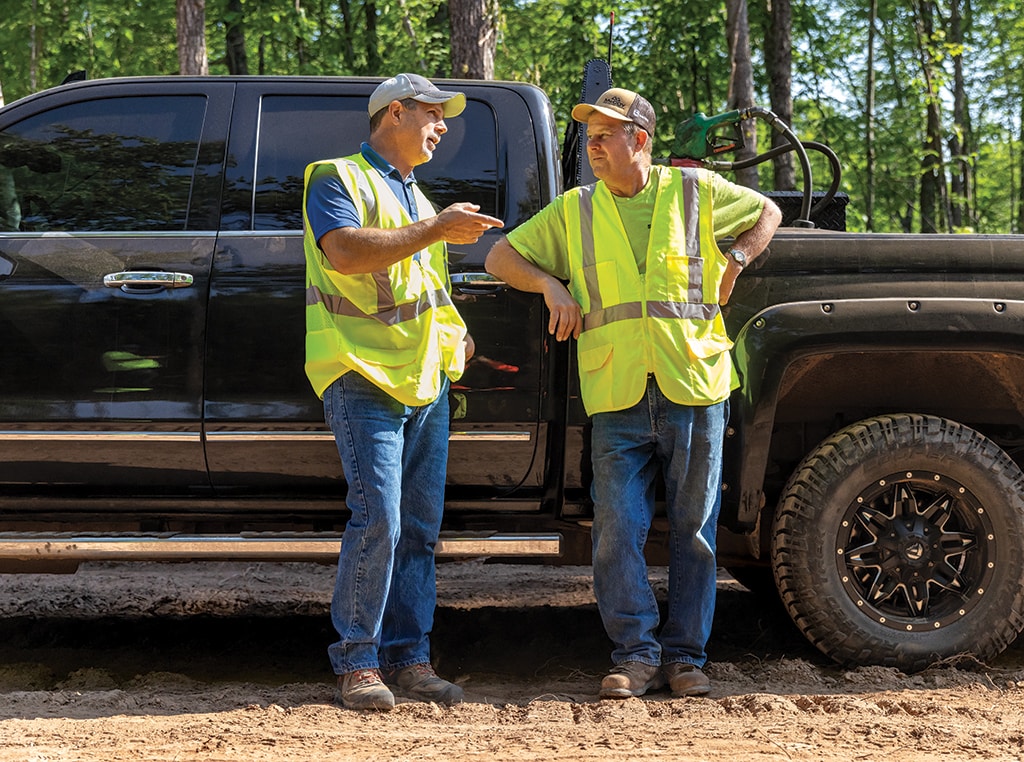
[771, 414, 1024, 671]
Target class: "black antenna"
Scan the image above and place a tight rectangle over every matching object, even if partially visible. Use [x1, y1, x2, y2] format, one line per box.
[607, 11, 615, 77]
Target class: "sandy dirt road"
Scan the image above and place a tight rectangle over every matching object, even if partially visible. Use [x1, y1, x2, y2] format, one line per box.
[0, 559, 1023, 761]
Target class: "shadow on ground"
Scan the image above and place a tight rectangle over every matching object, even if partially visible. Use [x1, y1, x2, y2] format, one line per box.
[0, 582, 817, 690]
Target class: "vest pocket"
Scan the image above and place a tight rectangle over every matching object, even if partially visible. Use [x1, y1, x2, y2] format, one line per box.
[685, 334, 734, 360]
[578, 342, 613, 372]
[577, 341, 616, 413]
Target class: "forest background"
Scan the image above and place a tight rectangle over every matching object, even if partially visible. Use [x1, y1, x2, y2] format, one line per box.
[0, 0, 1020, 235]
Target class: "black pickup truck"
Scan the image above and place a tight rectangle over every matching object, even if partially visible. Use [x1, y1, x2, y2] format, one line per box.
[2, 75, 1024, 673]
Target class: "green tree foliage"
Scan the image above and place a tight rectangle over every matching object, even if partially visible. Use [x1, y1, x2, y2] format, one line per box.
[496, 0, 608, 127]
[0, 1, 180, 92]
[1, 0, 1023, 233]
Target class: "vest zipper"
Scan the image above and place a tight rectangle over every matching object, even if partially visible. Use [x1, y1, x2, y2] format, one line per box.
[640, 272, 655, 376]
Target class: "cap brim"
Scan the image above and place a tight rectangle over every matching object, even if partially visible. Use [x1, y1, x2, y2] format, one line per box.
[571, 103, 633, 124]
[413, 91, 466, 118]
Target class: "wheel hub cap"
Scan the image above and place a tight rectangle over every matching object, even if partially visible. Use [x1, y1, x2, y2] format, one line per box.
[836, 472, 994, 631]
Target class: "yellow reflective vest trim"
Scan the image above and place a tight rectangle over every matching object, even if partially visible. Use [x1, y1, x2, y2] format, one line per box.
[568, 165, 737, 415]
[302, 153, 467, 405]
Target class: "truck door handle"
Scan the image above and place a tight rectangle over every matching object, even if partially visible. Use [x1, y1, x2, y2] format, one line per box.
[452, 272, 504, 295]
[103, 271, 194, 292]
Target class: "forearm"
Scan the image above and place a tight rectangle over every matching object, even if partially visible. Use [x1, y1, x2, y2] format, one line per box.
[485, 238, 562, 295]
[486, 238, 583, 341]
[718, 198, 783, 306]
[319, 202, 504, 275]
[732, 198, 783, 264]
[318, 219, 441, 275]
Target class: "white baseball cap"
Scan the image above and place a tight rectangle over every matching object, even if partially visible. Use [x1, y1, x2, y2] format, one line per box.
[368, 73, 466, 119]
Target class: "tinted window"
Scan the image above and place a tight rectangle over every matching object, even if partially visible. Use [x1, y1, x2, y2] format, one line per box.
[0, 96, 206, 232]
[253, 95, 498, 230]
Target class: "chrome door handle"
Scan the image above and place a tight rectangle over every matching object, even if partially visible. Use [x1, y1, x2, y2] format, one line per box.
[451, 272, 503, 294]
[104, 271, 194, 291]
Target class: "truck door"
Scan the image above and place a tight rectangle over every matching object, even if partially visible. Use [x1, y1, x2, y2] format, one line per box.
[204, 81, 552, 506]
[0, 82, 231, 491]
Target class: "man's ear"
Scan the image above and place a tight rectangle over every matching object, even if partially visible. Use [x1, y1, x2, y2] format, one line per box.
[635, 128, 649, 152]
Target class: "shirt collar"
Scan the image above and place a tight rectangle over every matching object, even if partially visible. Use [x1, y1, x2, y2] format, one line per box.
[360, 142, 416, 185]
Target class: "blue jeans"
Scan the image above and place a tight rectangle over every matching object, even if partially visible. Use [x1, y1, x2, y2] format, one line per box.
[591, 376, 727, 669]
[323, 371, 450, 675]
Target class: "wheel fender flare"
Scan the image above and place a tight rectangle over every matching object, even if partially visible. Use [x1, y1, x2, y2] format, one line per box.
[726, 296, 1024, 527]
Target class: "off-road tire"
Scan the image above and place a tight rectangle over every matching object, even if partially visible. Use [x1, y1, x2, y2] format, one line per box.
[771, 414, 1024, 671]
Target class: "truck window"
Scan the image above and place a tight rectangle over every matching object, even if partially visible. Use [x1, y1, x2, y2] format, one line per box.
[253, 95, 499, 231]
[0, 96, 206, 232]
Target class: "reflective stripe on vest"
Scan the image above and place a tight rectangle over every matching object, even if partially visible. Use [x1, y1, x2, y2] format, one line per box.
[302, 154, 466, 404]
[576, 176, 721, 333]
[568, 165, 735, 415]
[305, 283, 456, 325]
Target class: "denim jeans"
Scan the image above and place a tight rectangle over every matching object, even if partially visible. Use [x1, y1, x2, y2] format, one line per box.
[323, 370, 450, 675]
[591, 376, 727, 668]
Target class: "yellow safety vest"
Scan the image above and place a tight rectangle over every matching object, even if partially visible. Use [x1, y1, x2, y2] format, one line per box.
[567, 165, 737, 415]
[302, 154, 467, 405]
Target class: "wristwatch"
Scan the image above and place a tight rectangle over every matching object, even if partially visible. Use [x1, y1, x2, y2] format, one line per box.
[727, 247, 748, 268]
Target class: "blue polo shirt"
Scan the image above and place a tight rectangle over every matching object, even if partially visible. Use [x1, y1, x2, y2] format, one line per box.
[306, 142, 421, 246]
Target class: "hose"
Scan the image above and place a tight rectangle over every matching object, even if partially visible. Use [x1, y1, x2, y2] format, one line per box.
[706, 140, 842, 222]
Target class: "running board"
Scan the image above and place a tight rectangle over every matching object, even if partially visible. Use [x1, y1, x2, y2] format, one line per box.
[0, 531, 563, 563]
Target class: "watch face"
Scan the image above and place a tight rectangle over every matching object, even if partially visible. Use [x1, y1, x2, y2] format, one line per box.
[730, 249, 747, 266]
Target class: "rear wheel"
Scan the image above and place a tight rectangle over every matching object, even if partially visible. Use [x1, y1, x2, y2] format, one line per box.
[771, 414, 1024, 671]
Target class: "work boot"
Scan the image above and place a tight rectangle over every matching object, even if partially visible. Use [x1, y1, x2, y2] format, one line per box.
[663, 663, 711, 697]
[384, 663, 464, 705]
[599, 661, 665, 699]
[335, 668, 396, 711]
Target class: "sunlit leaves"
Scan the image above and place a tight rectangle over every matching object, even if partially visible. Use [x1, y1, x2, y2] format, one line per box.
[1, 0, 1022, 232]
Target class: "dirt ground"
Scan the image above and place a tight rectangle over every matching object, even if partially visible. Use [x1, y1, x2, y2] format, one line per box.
[1, 560, 1023, 761]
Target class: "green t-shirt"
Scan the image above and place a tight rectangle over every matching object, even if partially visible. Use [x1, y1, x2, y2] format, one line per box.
[506, 167, 765, 280]
[611, 173, 658, 271]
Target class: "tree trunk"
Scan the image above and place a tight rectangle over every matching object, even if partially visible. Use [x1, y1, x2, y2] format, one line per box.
[364, 1, 381, 75]
[396, 0, 427, 72]
[920, 99, 944, 234]
[725, 0, 759, 189]
[294, 0, 307, 70]
[1018, 93, 1024, 234]
[225, 0, 248, 75]
[865, 0, 877, 231]
[337, 0, 357, 70]
[177, 0, 209, 75]
[914, 0, 945, 233]
[880, 13, 912, 232]
[450, 0, 497, 79]
[29, 0, 39, 92]
[947, 0, 971, 231]
[765, 0, 795, 190]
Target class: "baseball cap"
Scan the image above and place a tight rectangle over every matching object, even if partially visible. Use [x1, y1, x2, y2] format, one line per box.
[571, 87, 656, 135]
[368, 73, 466, 119]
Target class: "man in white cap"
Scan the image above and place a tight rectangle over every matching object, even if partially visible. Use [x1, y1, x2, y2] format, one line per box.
[302, 73, 503, 711]
[486, 87, 780, 699]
